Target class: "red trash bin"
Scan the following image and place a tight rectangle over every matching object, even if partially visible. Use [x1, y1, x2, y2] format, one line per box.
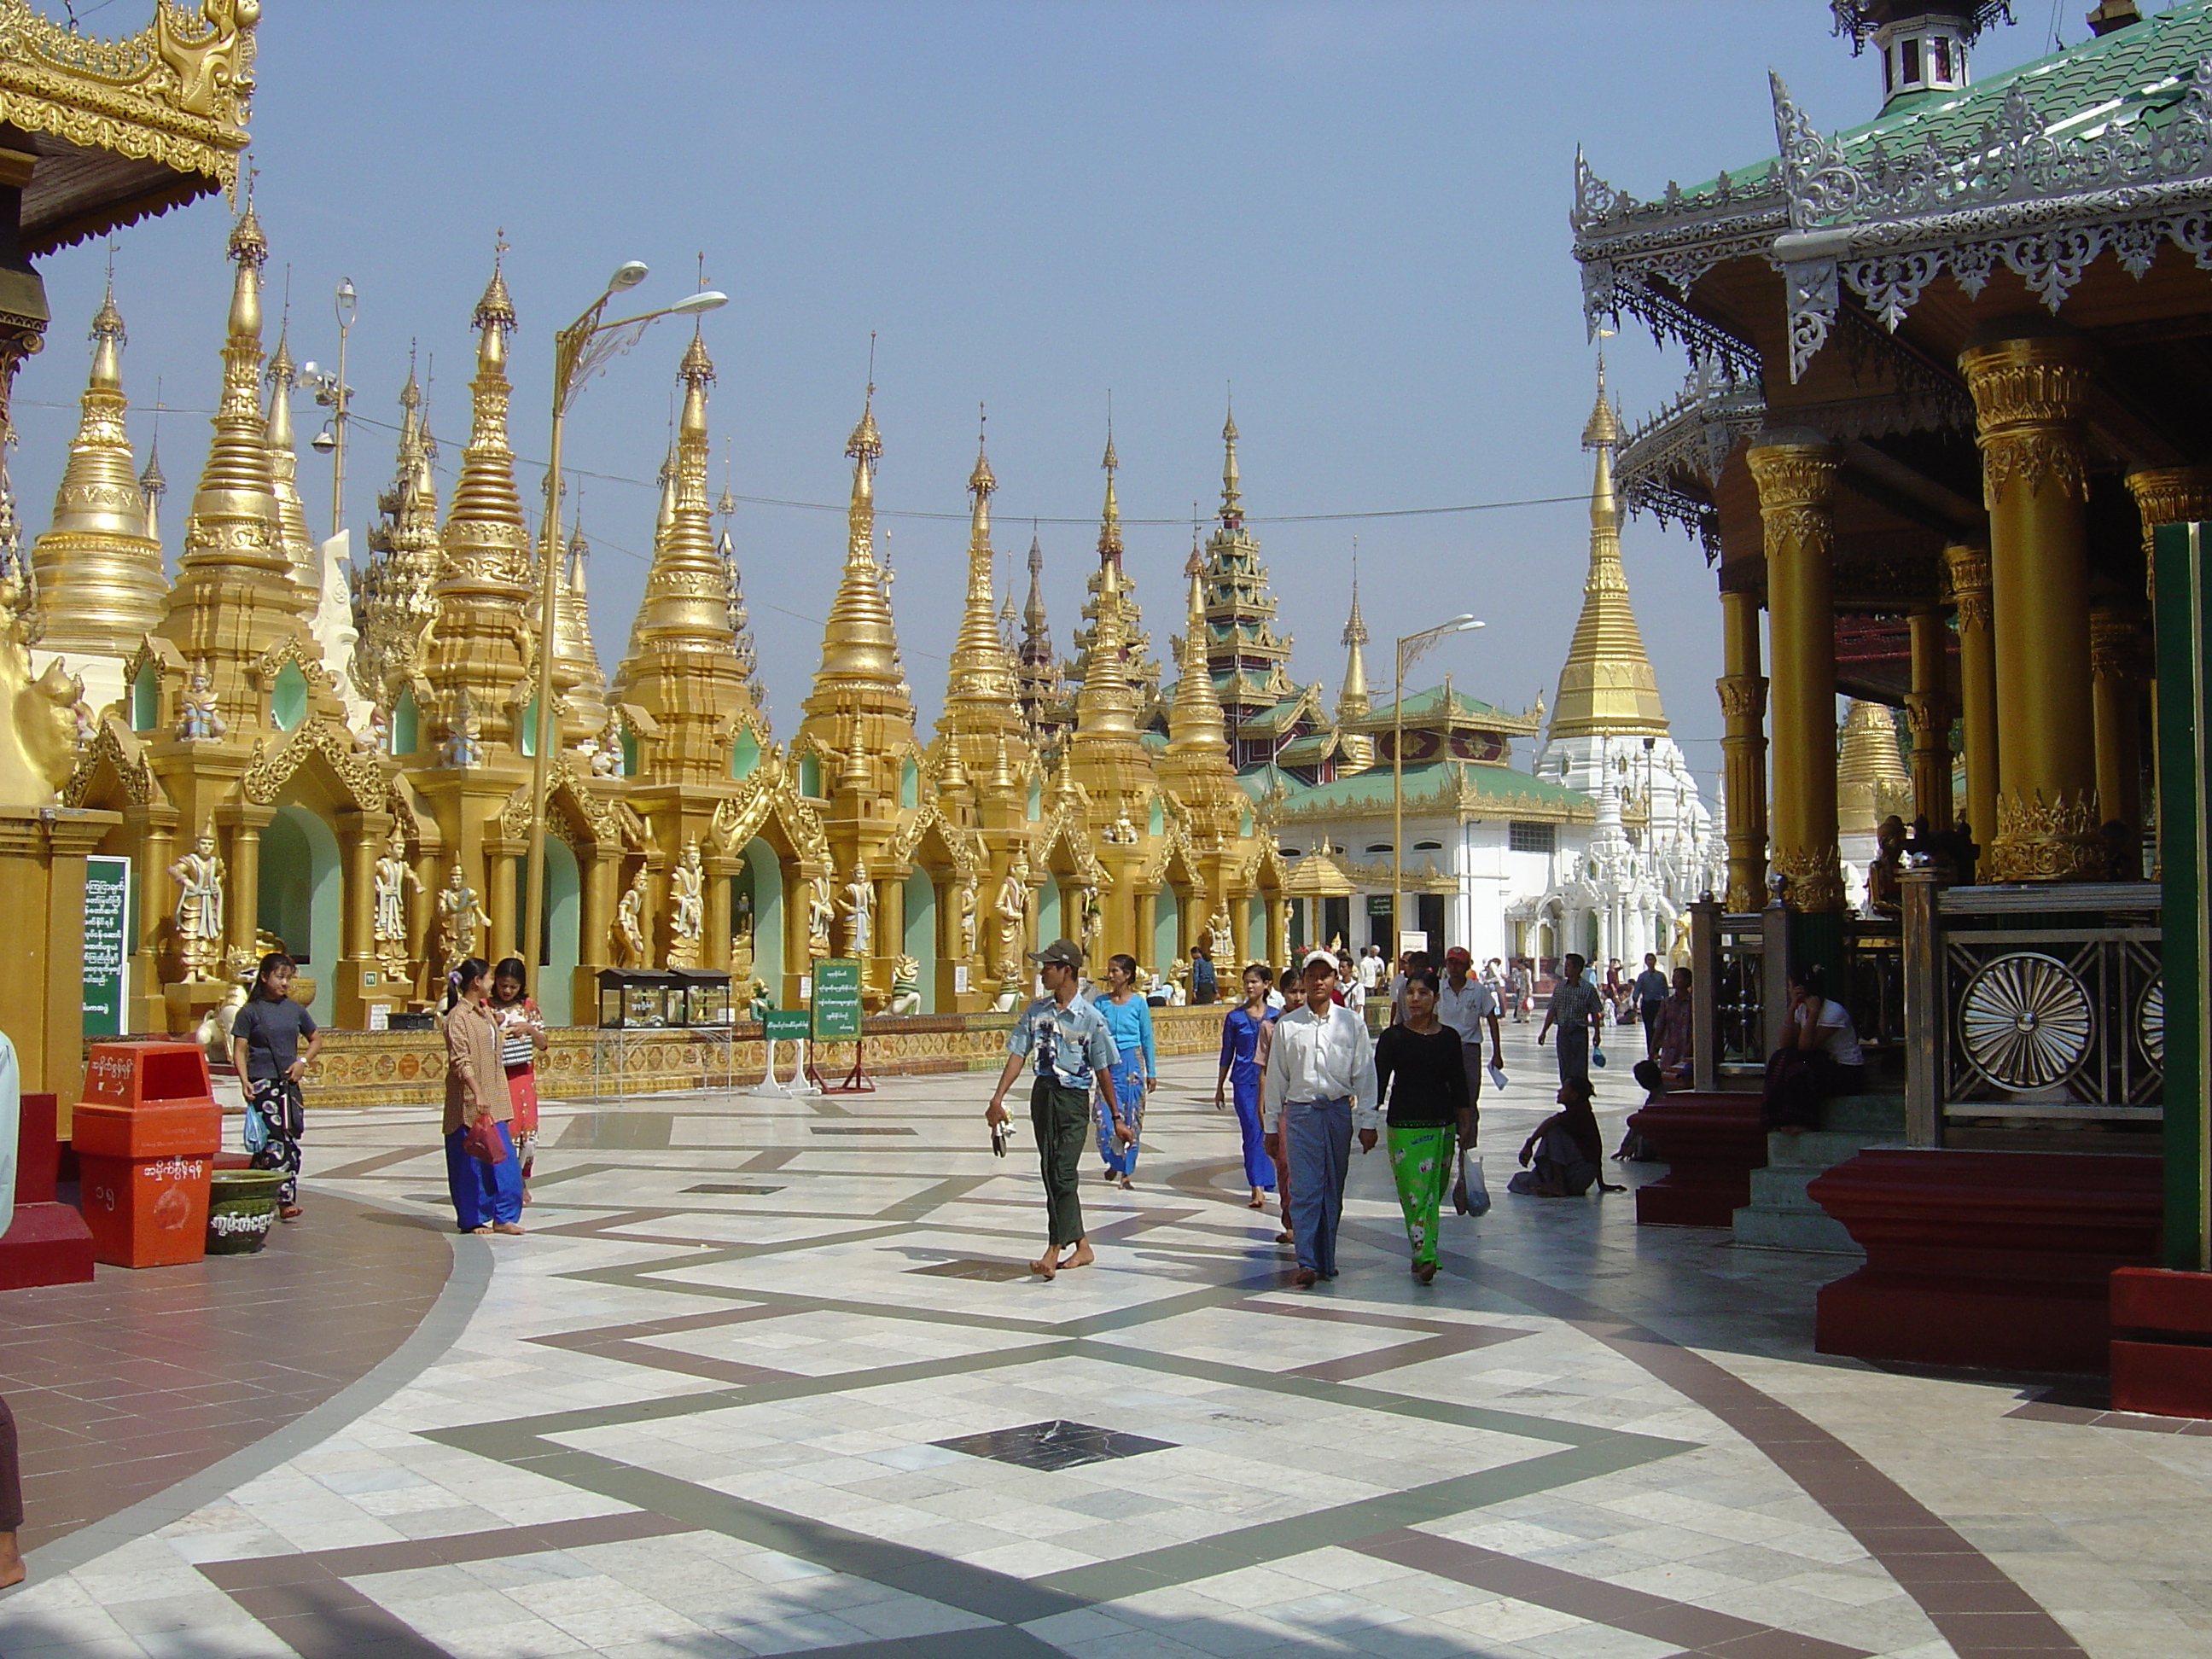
[73, 1041, 220, 1268]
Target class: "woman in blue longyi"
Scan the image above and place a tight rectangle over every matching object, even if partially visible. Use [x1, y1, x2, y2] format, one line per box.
[1093, 952, 1157, 1190]
[1214, 964, 1278, 1210]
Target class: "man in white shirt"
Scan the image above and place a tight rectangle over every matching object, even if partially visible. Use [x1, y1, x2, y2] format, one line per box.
[1438, 946, 1504, 1142]
[1357, 946, 1386, 1001]
[1262, 951, 1380, 1286]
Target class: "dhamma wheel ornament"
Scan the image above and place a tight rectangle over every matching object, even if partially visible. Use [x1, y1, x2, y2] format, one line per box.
[1959, 952, 2092, 1091]
[2139, 978, 2163, 1068]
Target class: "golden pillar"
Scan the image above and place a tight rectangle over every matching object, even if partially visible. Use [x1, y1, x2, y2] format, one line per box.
[2126, 467, 2212, 607]
[2089, 607, 2144, 849]
[1229, 898, 1249, 974]
[1716, 586, 1769, 913]
[1960, 324, 2100, 882]
[486, 848, 519, 963]
[1134, 888, 1157, 973]
[222, 807, 271, 963]
[1746, 436, 1844, 912]
[876, 875, 903, 992]
[705, 854, 734, 972]
[130, 809, 176, 1030]
[1943, 544, 1998, 851]
[1905, 607, 1953, 833]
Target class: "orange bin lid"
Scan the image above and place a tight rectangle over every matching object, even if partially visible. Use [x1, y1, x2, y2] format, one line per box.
[72, 1099, 222, 1160]
[83, 1041, 215, 1112]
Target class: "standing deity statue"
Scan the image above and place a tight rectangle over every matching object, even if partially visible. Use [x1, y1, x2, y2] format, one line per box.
[168, 828, 227, 981]
[371, 827, 419, 969]
[806, 872, 835, 959]
[840, 861, 873, 958]
[614, 864, 650, 968]
[734, 887, 754, 945]
[434, 864, 491, 972]
[177, 663, 225, 742]
[953, 880, 978, 960]
[668, 841, 707, 968]
[993, 855, 1030, 983]
[1077, 883, 1103, 957]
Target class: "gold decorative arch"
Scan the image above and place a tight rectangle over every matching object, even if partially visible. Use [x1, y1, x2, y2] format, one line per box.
[241, 719, 387, 811]
[63, 715, 164, 809]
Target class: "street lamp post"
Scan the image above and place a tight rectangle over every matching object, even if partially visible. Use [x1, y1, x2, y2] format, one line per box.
[300, 276, 355, 539]
[521, 267, 728, 984]
[1392, 614, 1483, 958]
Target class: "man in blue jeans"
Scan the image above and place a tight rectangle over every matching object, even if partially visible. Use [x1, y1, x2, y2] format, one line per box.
[1260, 952, 1379, 1286]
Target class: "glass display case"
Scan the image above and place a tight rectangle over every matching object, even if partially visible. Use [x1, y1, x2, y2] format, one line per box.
[671, 968, 734, 1027]
[597, 968, 679, 1028]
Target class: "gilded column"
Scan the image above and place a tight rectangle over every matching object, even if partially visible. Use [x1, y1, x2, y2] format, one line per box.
[131, 812, 176, 1029]
[1716, 586, 1768, 913]
[2125, 468, 2212, 607]
[876, 876, 903, 989]
[486, 849, 518, 963]
[1906, 607, 1953, 833]
[2089, 607, 2144, 853]
[224, 812, 267, 963]
[1746, 435, 1844, 912]
[340, 819, 378, 966]
[1943, 544, 1998, 851]
[705, 854, 734, 972]
[1960, 323, 2099, 882]
[1134, 890, 1157, 974]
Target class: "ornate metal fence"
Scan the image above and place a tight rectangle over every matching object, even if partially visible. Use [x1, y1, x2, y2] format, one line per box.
[1902, 876, 2162, 1145]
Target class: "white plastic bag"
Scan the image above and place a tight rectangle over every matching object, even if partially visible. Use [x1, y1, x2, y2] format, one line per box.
[1487, 1062, 1507, 1091]
[1458, 1150, 1491, 1218]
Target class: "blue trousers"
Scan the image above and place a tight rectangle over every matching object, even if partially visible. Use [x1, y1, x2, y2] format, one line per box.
[1097, 1060, 1144, 1177]
[445, 1121, 523, 1231]
[1286, 1097, 1353, 1277]
[1230, 1067, 1274, 1190]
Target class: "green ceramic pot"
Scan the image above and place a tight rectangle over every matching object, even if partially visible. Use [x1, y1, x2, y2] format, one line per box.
[206, 1167, 286, 1255]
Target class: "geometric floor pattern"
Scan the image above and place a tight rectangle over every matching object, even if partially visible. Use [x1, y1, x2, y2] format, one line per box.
[3, 1020, 2209, 1658]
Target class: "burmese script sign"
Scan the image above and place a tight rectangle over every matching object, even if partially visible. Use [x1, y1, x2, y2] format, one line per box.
[811, 958, 863, 1039]
[763, 1009, 811, 1044]
[83, 855, 131, 1038]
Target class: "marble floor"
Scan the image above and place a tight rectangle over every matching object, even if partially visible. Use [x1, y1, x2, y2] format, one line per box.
[3, 1016, 2209, 1659]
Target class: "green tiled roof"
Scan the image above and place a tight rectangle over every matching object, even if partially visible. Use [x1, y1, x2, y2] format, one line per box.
[1684, 3, 2212, 206]
[1266, 760, 1592, 819]
[1349, 684, 1536, 733]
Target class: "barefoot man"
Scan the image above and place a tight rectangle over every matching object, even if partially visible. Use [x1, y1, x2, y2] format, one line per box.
[987, 938, 1121, 1279]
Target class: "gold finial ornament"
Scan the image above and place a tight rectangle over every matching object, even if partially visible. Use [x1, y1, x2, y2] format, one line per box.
[262, 324, 317, 585]
[552, 518, 608, 746]
[1547, 359, 1667, 741]
[29, 274, 166, 698]
[356, 360, 444, 706]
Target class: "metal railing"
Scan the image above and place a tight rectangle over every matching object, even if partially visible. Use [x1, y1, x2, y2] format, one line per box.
[1902, 875, 2162, 1146]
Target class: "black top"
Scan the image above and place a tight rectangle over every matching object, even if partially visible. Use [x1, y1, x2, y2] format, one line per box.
[231, 994, 317, 1083]
[1373, 1022, 1470, 1128]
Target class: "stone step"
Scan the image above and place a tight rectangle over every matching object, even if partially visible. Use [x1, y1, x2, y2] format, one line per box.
[1732, 1196, 1861, 1254]
[1730, 1093, 1907, 1255]
[1764, 1128, 1900, 1169]
[1821, 1093, 1908, 1135]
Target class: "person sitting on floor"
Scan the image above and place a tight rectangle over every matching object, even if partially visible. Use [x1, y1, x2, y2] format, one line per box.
[1760, 964, 1866, 1135]
[1509, 1076, 1621, 1197]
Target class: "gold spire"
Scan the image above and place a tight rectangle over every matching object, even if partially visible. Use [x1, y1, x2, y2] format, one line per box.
[1200, 396, 1292, 733]
[356, 359, 443, 704]
[1165, 544, 1229, 760]
[1547, 359, 1668, 741]
[154, 198, 315, 733]
[937, 413, 1026, 766]
[1220, 399, 1242, 518]
[616, 326, 762, 785]
[31, 271, 166, 675]
[552, 517, 608, 746]
[806, 385, 906, 690]
[263, 327, 317, 585]
[1074, 556, 1139, 739]
[1068, 426, 1157, 715]
[1016, 525, 1064, 749]
[1336, 550, 1371, 723]
[1838, 698, 1911, 838]
[1098, 428, 1122, 568]
[421, 242, 533, 754]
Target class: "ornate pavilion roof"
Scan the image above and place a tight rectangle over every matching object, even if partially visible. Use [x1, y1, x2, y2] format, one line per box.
[1254, 757, 1592, 824]
[0, 0, 257, 255]
[1574, 1, 2212, 381]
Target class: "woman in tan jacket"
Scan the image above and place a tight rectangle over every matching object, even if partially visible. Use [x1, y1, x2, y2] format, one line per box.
[443, 956, 522, 1235]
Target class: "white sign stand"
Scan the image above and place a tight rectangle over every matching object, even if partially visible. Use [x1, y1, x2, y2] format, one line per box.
[748, 1034, 820, 1097]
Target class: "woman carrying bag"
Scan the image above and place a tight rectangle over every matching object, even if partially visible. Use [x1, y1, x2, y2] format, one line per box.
[442, 957, 523, 1235]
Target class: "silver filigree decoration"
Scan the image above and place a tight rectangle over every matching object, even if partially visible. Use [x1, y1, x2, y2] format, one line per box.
[1959, 951, 2093, 1091]
[1784, 256, 1838, 383]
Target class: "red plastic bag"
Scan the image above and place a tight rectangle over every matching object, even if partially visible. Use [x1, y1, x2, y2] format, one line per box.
[463, 1112, 508, 1165]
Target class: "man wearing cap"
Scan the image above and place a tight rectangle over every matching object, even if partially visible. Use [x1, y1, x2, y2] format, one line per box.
[1262, 951, 1380, 1286]
[987, 939, 1121, 1279]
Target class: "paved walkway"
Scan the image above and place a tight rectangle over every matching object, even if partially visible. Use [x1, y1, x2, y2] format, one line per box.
[2, 1017, 2207, 1658]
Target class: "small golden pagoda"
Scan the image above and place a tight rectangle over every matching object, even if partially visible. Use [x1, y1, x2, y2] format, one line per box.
[28, 275, 163, 714]
[353, 364, 443, 709]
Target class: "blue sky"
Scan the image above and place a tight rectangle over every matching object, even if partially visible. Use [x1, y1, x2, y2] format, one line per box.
[14, 2, 2083, 789]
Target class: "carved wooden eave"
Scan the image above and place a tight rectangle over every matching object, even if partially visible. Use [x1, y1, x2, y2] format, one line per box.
[0, 0, 257, 256]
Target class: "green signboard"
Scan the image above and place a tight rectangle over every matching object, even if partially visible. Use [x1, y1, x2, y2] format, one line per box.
[1366, 894, 1394, 917]
[811, 958, 863, 1039]
[83, 854, 131, 1037]
[763, 1009, 811, 1043]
